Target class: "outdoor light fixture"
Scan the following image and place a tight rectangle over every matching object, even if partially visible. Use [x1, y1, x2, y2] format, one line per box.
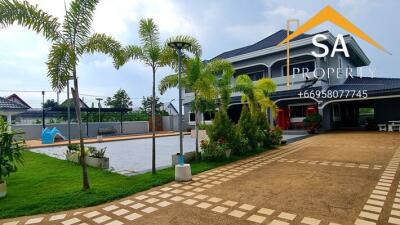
[168, 41, 192, 182]
[96, 98, 103, 123]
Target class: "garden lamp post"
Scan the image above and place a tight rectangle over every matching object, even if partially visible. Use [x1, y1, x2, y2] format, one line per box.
[96, 98, 103, 123]
[167, 41, 192, 181]
[67, 76, 74, 145]
[41, 91, 45, 129]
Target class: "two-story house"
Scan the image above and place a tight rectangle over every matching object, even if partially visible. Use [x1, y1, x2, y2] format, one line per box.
[183, 29, 400, 131]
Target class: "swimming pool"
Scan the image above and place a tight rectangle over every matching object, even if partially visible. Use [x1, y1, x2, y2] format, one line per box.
[32, 135, 196, 175]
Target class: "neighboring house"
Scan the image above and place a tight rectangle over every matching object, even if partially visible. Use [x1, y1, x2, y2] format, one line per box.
[161, 102, 178, 115]
[183, 29, 400, 130]
[6, 94, 31, 109]
[0, 97, 29, 124]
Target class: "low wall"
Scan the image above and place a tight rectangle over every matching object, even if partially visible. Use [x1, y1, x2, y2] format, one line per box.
[162, 115, 180, 131]
[12, 121, 149, 140]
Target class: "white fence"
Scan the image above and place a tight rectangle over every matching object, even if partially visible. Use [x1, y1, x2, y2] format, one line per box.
[12, 121, 149, 140]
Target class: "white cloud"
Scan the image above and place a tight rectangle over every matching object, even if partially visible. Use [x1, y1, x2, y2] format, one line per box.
[267, 6, 308, 20]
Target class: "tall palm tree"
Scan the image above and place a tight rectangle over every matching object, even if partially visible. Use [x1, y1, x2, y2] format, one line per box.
[235, 75, 276, 116]
[159, 57, 228, 158]
[0, 0, 123, 189]
[117, 18, 201, 174]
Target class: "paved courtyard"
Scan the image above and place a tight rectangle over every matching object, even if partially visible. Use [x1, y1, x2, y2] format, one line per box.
[2, 132, 400, 225]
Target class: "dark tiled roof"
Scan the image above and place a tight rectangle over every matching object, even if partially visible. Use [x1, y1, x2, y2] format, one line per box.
[213, 29, 327, 60]
[327, 76, 400, 95]
[0, 97, 30, 111]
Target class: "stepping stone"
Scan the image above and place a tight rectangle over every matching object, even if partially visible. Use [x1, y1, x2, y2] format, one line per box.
[269, 219, 289, 225]
[170, 196, 184, 202]
[135, 195, 149, 200]
[148, 191, 161, 196]
[194, 194, 208, 200]
[125, 213, 142, 221]
[119, 200, 134, 205]
[211, 206, 228, 213]
[301, 217, 321, 225]
[141, 207, 158, 214]
[258, 208, 274, 215]
[223, 200, 238, 207]
[49, 214, 67, 221]
[103, 205, 119, 211]
[93, 215, 111, 224]
[239, 204, 255, 211]
[247, 215, 266, 223]
[183, 199, 198, 205]
[228, 210, 246, 218]
[159, 193, 172, 198]
[61, 218, 81, 225]
[278, 212, 296, 220]
[160, 187, 172, 191]
[105, 220, 123, 225]
[196, 202, 212, 209]
[112, 209, 129, 216]
[130, 203, 146, 209]
[84, 211, 101, 218]
[145, 198, 159, 204]
[208, 197, 222, 203]
[25, 218, 44, 224]
[157, 201, 172, 207]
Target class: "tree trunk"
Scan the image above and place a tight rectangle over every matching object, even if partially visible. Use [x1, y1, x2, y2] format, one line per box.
[72, 68, 90, 190]
[195, 107, 200, 161]
[151, 66, 156, 174]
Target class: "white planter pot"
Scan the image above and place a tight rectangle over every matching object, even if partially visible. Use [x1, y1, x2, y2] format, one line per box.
[0, 181, 6, 198]
[225, 149, 232, 158]
[66, 153, 109, 169]
[86, 156, 109, 169]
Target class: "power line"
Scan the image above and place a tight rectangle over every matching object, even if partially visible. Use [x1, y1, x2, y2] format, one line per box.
[0, 89, 176, 101]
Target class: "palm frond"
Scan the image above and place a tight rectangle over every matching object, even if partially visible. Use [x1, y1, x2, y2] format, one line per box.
[46, 42, 76, 92]
[158, 74, 178, 95]
[81, 33, 123, 68]
[165, 35, 202, 56]
[0, 0, 61, 41]
[63, 0, 98, 49]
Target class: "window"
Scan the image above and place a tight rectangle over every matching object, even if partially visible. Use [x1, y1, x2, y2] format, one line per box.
[203, 111, 215, 121]
[290, 105, 306, 118]
[248, 71, 264, 81]
[283, 61, 315, 76]
[189, 112, 196, 122]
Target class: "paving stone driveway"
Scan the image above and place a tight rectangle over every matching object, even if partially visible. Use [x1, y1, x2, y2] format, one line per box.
[2, 131, 400, 225]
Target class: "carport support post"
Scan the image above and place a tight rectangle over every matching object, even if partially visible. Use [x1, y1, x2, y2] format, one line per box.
[86, 112, 89, 137]
[6, 113, 12, 130]
[120, 110, 123, 134]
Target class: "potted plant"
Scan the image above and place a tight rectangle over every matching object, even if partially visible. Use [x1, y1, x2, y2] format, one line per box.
[0, 119, 25, 198]
[303, 114, 322, 134]
[66, 145, 109, 169]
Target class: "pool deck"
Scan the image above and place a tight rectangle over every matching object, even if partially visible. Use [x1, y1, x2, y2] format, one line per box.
[25, 131, 190, 149]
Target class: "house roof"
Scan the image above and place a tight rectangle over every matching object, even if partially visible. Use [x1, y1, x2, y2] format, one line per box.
[6, 93, 31, 109]
[327, 76, 400, 96]
[213, 29, 326, 60]
[0, 97, 30, 111]
[60, 98, 89, 108]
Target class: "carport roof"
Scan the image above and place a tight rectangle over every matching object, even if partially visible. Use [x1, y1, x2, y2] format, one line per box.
[328, 76, 400, 94]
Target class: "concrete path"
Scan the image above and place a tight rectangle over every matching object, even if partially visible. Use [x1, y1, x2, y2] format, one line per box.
[2, 131, 400, 225]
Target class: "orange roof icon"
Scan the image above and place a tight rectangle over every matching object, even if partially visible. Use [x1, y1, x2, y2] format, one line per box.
[278, 5, 390, 55]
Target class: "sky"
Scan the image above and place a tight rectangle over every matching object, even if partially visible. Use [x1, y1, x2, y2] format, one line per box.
[0, 0, 398, 108]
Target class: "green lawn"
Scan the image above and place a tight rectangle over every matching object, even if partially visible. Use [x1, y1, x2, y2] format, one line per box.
[0, 148, 275, 219]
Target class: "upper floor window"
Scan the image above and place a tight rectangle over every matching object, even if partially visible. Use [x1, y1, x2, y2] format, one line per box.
[283, 60, 315, 76]
[248, 71, 264, 81]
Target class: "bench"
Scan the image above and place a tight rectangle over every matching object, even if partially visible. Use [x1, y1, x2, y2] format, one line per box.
[97, 127, 117, 135]
[377, 124, 387, 131]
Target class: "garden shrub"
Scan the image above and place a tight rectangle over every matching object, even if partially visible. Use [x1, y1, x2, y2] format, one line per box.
[200, 140, 227, 161]
[270, 127, 283, 145]
[237, 106, 258, 151]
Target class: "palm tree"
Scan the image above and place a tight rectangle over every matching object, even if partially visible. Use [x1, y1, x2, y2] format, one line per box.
[159, 57, 228, 158]
[117, 18, 201, 174]
[0, 0, 123, 189]
[235, 75, 276, 116]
